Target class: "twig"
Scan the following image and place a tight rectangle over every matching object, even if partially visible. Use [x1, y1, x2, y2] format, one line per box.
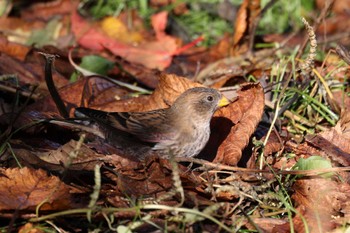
[176, 157, 350, 176]
[0, 82, 41, 100]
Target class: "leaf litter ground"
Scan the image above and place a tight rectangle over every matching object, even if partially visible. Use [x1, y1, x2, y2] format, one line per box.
[0, 0, 350, 232]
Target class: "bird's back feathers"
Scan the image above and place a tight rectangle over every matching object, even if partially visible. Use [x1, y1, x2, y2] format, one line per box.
[75, 107, 175, 143]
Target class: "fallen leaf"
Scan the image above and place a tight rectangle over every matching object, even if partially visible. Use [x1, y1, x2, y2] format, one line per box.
[292, 178, 350, 232]
[20, 0, 78, 21]
[71, 11, 179, 70]
[305, 134, 350, 166]
[104, 155, 200, 198]
[35, 139, 106, 170]
[100, 16, 143, 44]
[0, 167, 73, 211]
[245, 218, 287, 232]
[103, 37, 178, 70]
[336, 110, 350, 140]
[331, 90, 350, 113]
[232, 0, 248, 46]
[209, 83, 265, 165]
[231, 0, 261, 55]
[115, 60, 160, 88]
[0, 36, 30, 61]
[304, 110, 350, 166]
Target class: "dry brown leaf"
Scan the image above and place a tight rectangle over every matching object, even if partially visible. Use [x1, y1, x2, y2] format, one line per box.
[116, 159, 173, 196]
[262, 133, 283, 156]
[336, 110, 350, 140]
[304, 111, 350, 166]
[232, 0, 249, 46]
[231, 0, 261, 54]
[0, 53, 38, 84]
[114, 60, 160, 88]
[0, 167, 73, 211]
[331, 90, 350, 112]
[9, 139, 105, 172]
[0, 36, 30, 61]
[245, 218, 287, 232]
[104, 155, 200, 197]
[79, 76, 133, 109]
[36, 140, 105, 169]
[209, 83, 264, 165]
[305, 134, 350, 166]
[25, 74, 138, 117]
[0, 53, 68, 91]
[31, 74, 146, 116]
[291, 178, 350, 232]
[21, 0, 78, 21]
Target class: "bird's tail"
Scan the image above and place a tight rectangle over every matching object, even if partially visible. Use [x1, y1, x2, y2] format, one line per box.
[75, 107, 110, 124]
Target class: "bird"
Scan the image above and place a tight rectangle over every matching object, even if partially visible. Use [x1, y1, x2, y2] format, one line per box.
[75, 87, 230, 159]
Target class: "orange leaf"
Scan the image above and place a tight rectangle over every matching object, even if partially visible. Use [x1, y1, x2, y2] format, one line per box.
[0, 167, 73, 211]
[232, 0, 248, 46]
[208, 83, 265, 165]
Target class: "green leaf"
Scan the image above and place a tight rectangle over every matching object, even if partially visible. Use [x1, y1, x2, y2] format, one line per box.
[26, 17, 61, 47]
[79, 55, 114, 76]
[293, 155, 334, 178]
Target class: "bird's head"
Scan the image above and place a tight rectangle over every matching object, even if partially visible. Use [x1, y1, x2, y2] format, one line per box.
[170, 87, 230, 121]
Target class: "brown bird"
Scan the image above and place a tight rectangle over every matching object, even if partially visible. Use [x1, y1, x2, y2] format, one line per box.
[75, 87, 229, 159]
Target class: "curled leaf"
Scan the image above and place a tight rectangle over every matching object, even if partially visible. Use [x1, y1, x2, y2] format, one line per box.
[207, 83, 265, 165]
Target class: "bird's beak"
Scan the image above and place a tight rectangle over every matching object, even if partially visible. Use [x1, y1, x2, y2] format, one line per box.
[218, 96, 230, 107]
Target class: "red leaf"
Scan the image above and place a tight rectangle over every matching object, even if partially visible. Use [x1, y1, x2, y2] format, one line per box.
[71, 11, 178, 70]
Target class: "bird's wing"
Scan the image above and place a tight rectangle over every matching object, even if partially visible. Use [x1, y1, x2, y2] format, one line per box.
[75, 107, 174, 143]
[109, 109, 175, 143]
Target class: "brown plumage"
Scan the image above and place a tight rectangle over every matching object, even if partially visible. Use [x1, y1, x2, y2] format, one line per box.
[75, 87, 229, 159]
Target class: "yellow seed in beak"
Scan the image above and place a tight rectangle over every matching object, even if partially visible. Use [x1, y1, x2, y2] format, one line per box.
[218, 96, 230, 107]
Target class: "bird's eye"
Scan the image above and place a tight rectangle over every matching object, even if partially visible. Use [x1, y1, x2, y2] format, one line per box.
[207, 96, 214, 101]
